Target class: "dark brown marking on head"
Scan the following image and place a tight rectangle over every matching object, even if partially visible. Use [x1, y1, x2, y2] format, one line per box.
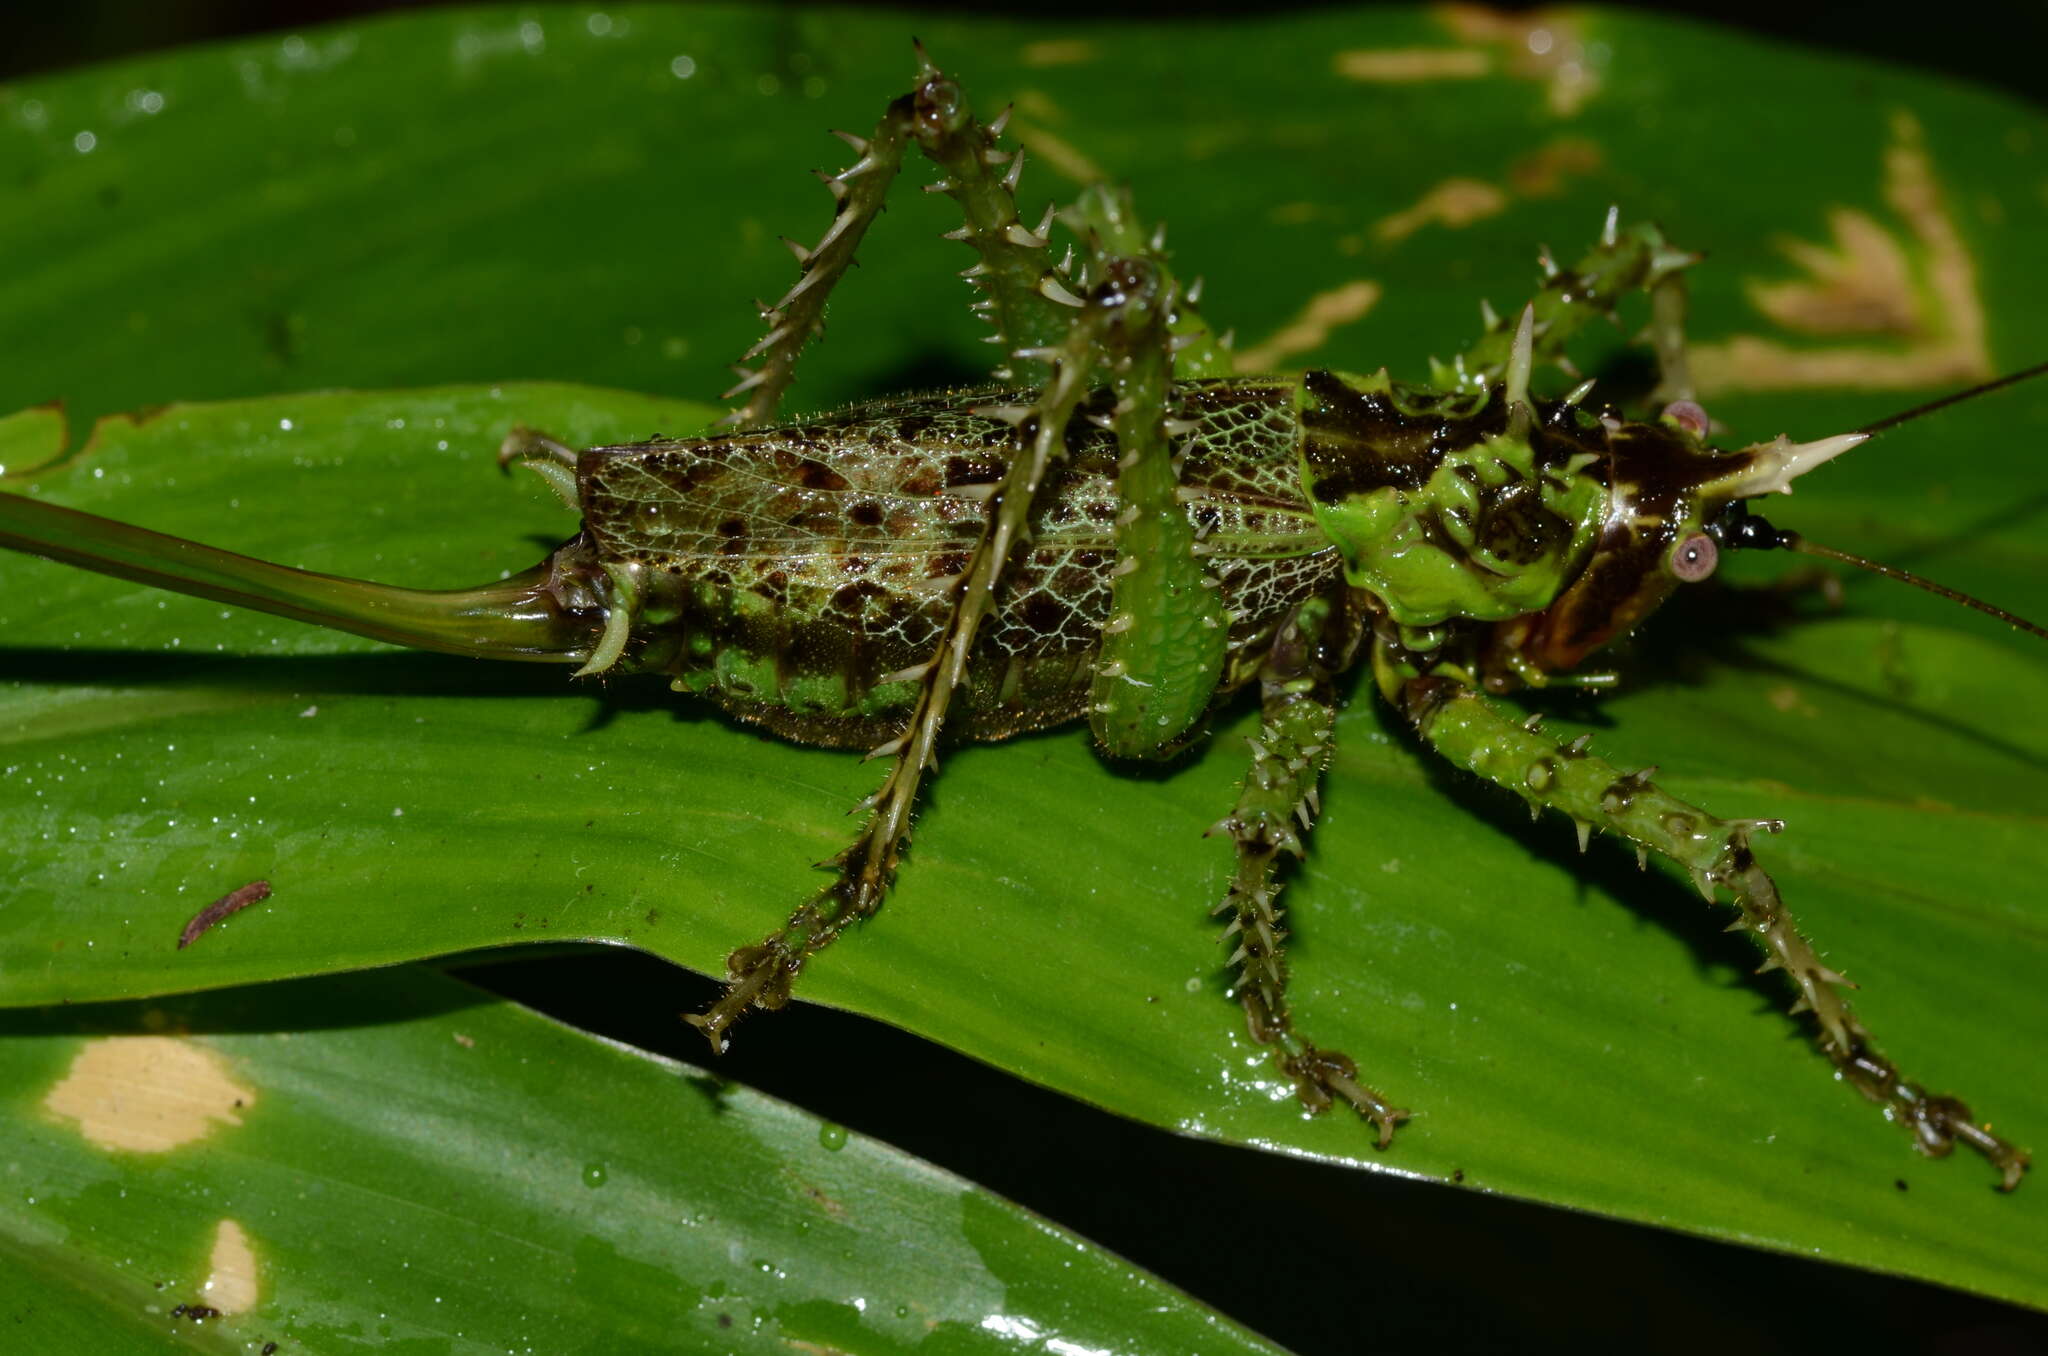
[1478, 483, 1569, 567]
[1517, 415, 1756, 667]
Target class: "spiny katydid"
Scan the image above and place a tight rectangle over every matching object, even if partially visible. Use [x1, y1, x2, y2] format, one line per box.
[1, 49, 2040, 1190]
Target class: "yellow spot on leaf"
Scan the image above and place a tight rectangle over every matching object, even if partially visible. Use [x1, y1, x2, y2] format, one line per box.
[44, 1036, 254, 1152]
[201, 1219, 260, 1316]
[1693, 111, 1991, 393]
[0, 402, 72, 480]
[1369, 139, 1598, 248]
[1332, 48, 1490, 82]
[1436, 4, 1602, 116]
[1374, 178, 1508, 243]
[1012, 89, 1063, 123]
[1268, 201, 1322, 226]
[1748, 209, 1918, 336]
[1020, 39, 1098, 68]
[1234, 280, 1383, 372]
[1766, 685, 1817, 718]
[1506, 137, 1603, 196]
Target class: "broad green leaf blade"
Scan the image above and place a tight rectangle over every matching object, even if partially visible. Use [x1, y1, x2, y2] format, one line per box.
[2, 0, 2045, 1313]
[0, 964, 1279, 1354]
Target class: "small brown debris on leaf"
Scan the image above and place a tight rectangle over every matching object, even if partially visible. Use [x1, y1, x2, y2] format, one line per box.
[176, 881, 272, 950]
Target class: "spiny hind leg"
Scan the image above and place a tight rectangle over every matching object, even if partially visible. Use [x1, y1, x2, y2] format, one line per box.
[1213, 595, 1410, 1146]
[687, 254, 1160, 1052]
[1398, 671, 2029, 1189]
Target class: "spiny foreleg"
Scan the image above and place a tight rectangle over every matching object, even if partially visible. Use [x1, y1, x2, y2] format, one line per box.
[1437, 208, 1699, 406]
[1085, 261, 1231, 756]
[1398, 671, 2029, 1189]
[1213, 595, 1410, 1146]
[685, 262, 1123, 1051]
[1061, 183, 1235, 381]
[905, 48, 1085, 386]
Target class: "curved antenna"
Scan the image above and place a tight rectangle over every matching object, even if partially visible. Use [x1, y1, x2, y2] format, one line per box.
[1855, 358, 2048, 437]
[1729, 511, 2048, 642]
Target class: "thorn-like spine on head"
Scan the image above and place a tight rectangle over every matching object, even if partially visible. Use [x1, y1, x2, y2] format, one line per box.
[1503, 303, 1536, 418]
[1723, 431, 1871, 496]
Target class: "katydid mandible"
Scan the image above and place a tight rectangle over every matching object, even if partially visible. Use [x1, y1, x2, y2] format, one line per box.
[1, 48, 2039, 1189]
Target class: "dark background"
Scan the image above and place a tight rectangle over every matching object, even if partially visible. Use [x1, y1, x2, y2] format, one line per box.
[8, 5, 2045, 1354]
[5, 0, 2046, 110]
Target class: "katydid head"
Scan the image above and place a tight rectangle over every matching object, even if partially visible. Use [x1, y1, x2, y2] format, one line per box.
[1507, 363, 2048, 675]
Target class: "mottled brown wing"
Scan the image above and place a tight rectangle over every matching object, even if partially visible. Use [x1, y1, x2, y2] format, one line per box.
[578, 383, 1331, 628]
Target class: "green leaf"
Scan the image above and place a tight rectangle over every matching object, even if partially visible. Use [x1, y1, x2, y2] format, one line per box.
[2, 1, 2045, 1331]
[0, 964, 1280, 1352]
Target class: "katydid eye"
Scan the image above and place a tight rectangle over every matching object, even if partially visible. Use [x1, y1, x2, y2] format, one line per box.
[1670, 533, 1718, 582]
